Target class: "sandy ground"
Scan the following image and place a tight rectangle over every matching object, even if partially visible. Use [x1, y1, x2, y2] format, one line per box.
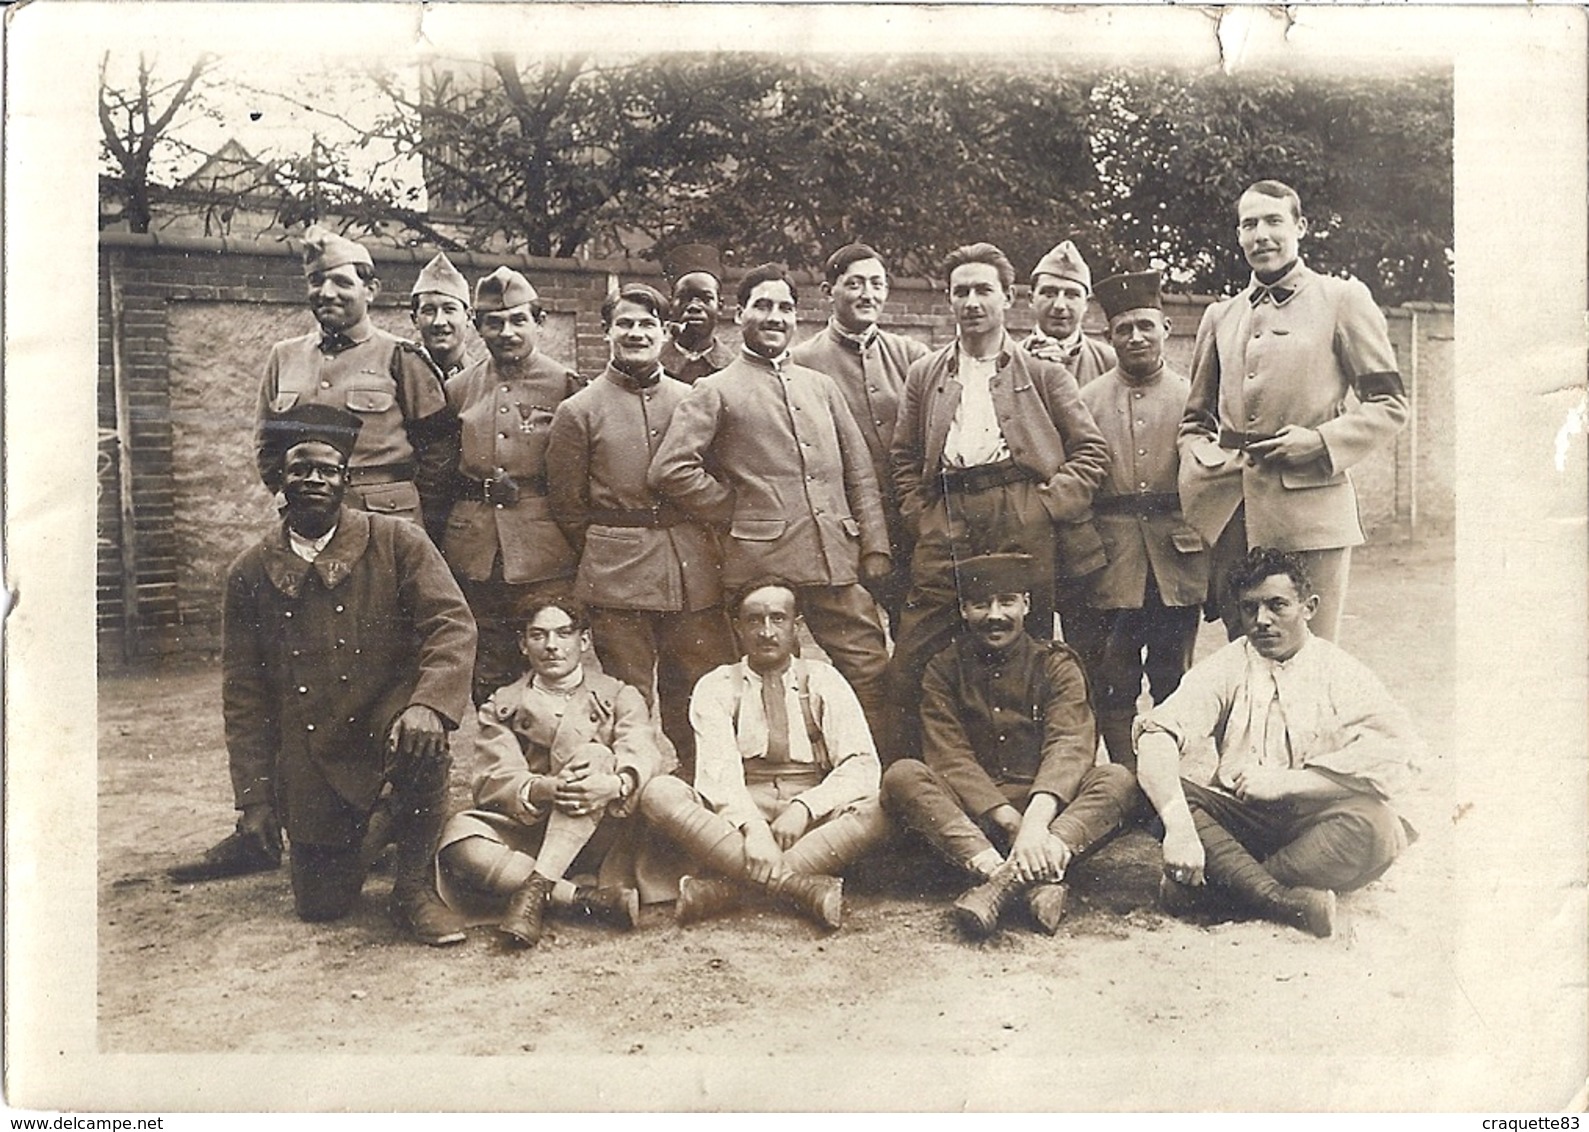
[98, 534, 1481, 1108]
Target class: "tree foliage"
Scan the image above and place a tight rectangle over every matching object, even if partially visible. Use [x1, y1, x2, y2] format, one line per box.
[1086, 67, 1453, 303]
[97, 52, 1454, 302]
[98, 52, 219, 233]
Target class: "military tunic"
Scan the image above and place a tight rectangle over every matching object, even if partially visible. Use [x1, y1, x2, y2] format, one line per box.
[443, 349, 583, 702]
[546, 364, 736, 776]
[791, 321, 930, 631]
[1021, 330, 1118, 388]
[880, 633, 1135, 868]
[256, 324, 458, 534]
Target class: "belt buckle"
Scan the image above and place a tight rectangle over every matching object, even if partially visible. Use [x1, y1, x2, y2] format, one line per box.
[483, 475, 520, 506]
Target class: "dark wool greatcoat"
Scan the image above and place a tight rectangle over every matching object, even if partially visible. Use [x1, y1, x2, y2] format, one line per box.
[223, 507, 477, 846]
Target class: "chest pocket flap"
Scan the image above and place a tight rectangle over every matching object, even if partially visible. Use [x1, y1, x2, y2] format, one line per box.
[347, 389, 396, 414]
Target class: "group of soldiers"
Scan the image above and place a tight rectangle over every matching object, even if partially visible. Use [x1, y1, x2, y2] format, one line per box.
[169, 177, 1421, 950]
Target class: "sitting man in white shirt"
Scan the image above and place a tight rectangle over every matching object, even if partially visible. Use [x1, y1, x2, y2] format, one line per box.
[1135, 546, 1419, 937]
[639, 577, 890, 929]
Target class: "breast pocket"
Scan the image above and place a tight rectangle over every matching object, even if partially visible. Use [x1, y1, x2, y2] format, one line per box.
[346, 389, 397, 414]
[730, 518, 787, 541]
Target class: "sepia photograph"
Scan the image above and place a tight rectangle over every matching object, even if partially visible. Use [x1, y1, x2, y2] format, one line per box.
[5, 0, 1585, 1115]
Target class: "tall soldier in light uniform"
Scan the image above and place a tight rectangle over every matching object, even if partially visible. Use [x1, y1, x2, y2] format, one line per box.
[791, 242, 929, 635]
[1021, 239, 1117, 386]
[547, 283, 737, 780]
[408, 251, 480, 380]
[254, 225, 459, 542]
[444, 266, 583, 705]
[1180, 179, 1408, 642]
[658, 243, 736, 386]
[1079, 271, 1209, 769]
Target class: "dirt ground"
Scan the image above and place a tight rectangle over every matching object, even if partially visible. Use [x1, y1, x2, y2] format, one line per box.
[98, 534, 1469, 1108]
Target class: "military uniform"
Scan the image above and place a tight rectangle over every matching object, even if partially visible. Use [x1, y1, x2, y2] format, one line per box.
[1020, 329, 1118, 388]
[887, 336, 1109, 760]
[437, 669, 672, 918]
[791, 320, 930, 633]
[546, 363, 736, 778]
[647, 349, 893, 748]
[256, 327, 456, 536]
[223, 505, 476, 916]
[1180, 260, 1407, 641]
[1080, 360, 1207, 766]
[881, 633, 1135, 893]
[658, 336, 736, 386]
[256, 227, 458, 541]
[443, 349, 583, 703]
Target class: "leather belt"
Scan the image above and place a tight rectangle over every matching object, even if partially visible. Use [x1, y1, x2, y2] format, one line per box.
[347, 463, 414, 486]
[1094, 492, 1183, 518]
[1218, 429, 1275, 451]
[588, 504, 688, 529]
[454, 473, 547, 505]
[939, 459, 1032, 495]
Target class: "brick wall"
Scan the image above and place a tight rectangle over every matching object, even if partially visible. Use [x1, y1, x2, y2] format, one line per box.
[97, 232, 1452, 663]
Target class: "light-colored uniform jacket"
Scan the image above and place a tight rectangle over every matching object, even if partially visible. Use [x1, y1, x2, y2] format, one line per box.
[1179, 261, 1407, 552]
[442, 351, 582, 583]
[1080, 362, 1209, 609]
[647, 349, 889, 590]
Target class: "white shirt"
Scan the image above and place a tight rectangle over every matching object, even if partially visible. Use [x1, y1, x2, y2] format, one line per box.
[689, 656, 881, 830]
[288, 525, 337, 563]
[1138, 634, 1419, 800]
[943, 347, 1010, 468]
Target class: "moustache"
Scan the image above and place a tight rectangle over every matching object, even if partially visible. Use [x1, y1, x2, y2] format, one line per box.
[978, 619, 1016, 634]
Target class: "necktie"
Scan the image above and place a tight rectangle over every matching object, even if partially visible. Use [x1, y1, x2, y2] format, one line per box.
[320, 332, 354, 354]
[762, 672, 791, 763]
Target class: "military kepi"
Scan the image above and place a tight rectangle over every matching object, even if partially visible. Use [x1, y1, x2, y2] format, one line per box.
[661, 243, 724, 285]
[262, 403, 364, 465]
[1029, 239, 1092, 291]
[411, 252, 471, 306]
[300, 224, 374, 276]
[474, 266, 538, 313]
[1094, 270, 1163, 321]
[957, 553, 1035, 602]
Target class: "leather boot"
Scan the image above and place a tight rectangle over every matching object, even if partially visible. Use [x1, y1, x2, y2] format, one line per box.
[676, 875, 743, 926]
[1194, 809, 1336, 938]
[1026, 882, 1069, 935]
[571, 885, 640, 930]
[500, 875, 555, 946]
[1098, 714, 1137, 774]
[387, 756, 466, 947]
[168, 829, 281, 883]
[952, 861, 1027, 938]
[767, 872, 844, 929]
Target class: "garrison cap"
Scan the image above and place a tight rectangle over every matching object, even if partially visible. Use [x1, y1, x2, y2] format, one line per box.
[300, 224, 374, 277]
[661, 243, 724, 286]
[262, 403, 364, 466]
[473, 266, 539, 313]
[410, 252, 471, 306]
[1029, 239, 1092, 291]
[1095, 270, 1163, 321]
[956, 553, 1035, 602]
